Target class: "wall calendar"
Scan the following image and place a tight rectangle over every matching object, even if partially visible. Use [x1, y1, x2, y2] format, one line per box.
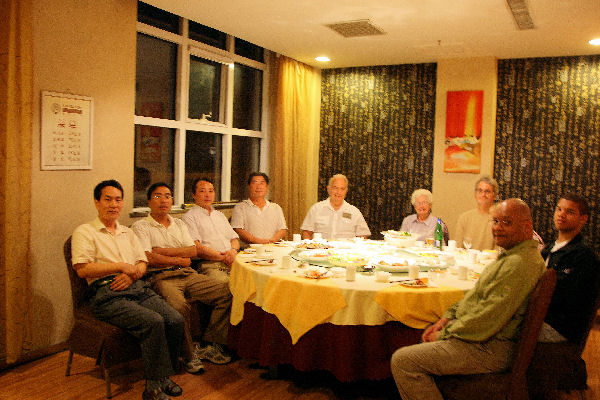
[41, 91, 93, 170]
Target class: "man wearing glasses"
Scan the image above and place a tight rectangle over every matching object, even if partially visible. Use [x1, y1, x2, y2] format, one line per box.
[132, 182, 233, 372]
[454, 175, 499, 250]
[391, 198, 545, 400]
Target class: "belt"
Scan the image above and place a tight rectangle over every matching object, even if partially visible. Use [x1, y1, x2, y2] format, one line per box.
[89, 275, 117, 292]
[146, 266, 187, 276]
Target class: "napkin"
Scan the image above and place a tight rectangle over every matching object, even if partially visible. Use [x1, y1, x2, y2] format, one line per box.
[262, 274, 347, 344]
[374, 284, 465, 329]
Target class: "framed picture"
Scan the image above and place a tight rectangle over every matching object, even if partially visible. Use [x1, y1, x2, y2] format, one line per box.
[444, 90, 483, 173]
[41, 91, 93, 170]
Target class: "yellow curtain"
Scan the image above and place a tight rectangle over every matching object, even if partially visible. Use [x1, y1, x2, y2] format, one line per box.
[0, 0, 33, 364]
[270, 56, 321, 238]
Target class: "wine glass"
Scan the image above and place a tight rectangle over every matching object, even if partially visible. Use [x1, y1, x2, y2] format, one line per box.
[463, 237, 472, 251]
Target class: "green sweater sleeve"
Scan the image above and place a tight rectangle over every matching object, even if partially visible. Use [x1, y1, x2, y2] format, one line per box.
[439, 242, 543, 342]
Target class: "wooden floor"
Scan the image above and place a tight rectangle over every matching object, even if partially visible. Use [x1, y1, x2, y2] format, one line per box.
[1, 319, 599, 400]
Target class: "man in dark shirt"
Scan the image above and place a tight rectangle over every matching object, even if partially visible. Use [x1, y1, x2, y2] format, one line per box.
[540, 193, 600, 344]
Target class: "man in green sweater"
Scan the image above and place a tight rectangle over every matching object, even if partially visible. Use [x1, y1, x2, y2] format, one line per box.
[391, 198, 545, 400]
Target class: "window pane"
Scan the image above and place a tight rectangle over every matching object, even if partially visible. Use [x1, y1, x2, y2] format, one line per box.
[136, 33, 177, 119]
[233, 64, 263, 130]
[137, 1, 179, 34]
[134, 125, 175, 208]
[230, 136, 260, 201]
[189, 21, 226, 50]
[235, 38, 264, 63]
[189, 56, 222, 122]
[185, 131, 222, 203]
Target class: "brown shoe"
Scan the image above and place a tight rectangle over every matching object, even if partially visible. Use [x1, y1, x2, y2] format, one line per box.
[142, 388, 169, 400]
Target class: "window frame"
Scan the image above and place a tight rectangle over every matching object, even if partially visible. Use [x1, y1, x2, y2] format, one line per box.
[134, 18, 269, 210]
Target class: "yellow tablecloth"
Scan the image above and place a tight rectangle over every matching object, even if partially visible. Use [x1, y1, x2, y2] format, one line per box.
[374, 284, 465, 328]
[230, 251, 475, 343]
[229, 260, 257, 325]
[262, 274, 347, 344]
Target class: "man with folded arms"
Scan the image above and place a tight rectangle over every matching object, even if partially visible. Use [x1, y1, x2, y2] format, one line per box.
[182, 177, 240, 283]
[391, 198, 545, 400]
[454, 175, 498, 250]
[538, 193, 600, 344]
[300, 174, 371, 240]
[132, 182, 233, 372]
[71, 180, 184, 400]
[231, 172, 287, 247]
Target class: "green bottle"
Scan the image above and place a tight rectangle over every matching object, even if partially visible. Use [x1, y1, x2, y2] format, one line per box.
[434, 218, 444, 250]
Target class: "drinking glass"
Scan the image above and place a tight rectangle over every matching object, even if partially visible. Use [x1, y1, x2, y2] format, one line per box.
[463, 237, 472, 251]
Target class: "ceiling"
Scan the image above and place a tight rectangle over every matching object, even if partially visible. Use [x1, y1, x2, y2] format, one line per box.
[144, 0, 600, 69]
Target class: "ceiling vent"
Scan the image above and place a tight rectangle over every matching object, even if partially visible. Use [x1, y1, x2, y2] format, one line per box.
[325, 19, 386, 38]
[506, 0, 535, 30]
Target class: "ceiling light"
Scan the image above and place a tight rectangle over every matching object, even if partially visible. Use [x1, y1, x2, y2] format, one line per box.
[589, 38, 600, 46]
[315, 56, 330, 62]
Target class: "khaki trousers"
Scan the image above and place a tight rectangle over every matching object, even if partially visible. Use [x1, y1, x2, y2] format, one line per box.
[390, 338, 514, 400]
[150, 268, 232, 359]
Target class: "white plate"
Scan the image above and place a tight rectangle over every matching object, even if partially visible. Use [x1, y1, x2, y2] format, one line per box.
[297, 266, 331, 279]
[297, 249, 333, 261]
[250, 259, 277, 266]
[370, 256, 415, 272]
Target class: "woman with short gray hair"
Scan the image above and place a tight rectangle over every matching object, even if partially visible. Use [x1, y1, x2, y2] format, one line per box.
[400, 189, 449, 243]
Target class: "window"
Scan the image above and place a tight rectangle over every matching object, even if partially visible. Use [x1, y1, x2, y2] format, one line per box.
[137, 2, 179, 34]
[189, 56, 222, 122]
[135, 34, 177, 119]
[189, 21, 226, 50]
[235, 38, 264, 63]
[230, 136, 261, 201]
[134, 126, 175, 207]
[184, 131, 222, 203]
[134, 1, 268, 208]
[233, 63, 263, 130]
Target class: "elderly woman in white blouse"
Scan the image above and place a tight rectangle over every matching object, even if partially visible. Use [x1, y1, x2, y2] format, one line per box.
[400, 188, 449, 243]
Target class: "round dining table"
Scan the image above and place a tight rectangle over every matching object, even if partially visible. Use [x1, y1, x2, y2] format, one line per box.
[227, 241, 480, 381]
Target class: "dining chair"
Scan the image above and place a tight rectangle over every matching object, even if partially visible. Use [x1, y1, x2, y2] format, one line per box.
[63, 236, 141, 399]
[526, 272, 600, 400]
[434, 268, 557, 400]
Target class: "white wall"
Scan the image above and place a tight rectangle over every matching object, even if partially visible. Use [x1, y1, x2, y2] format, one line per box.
[30, 0, 137, 350]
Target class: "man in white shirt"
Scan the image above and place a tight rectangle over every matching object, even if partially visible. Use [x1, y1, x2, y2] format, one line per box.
[454, 175, 498, 250]
[71, 180, 183, 400]
[182, 178, 240, 282]
[231, 172, 287, 247]
[132, 182, 233, 372]
[300, 174, 371, 240]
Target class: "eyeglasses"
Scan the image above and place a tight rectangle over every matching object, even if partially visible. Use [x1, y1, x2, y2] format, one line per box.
[491, 218, 513, 227]
[152, 194, 172, 200]
[476, 189, 494, 195]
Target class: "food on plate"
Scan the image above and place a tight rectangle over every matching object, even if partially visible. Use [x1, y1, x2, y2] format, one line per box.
[382, 230, 412, 237]
[417, 252, 439, 258]
[301, 266, 330, 279]
[378, 259, 409, 267]
[295, 242, 333, 249]
[398, 278, 428, 288]
[328, 254, 369, 267]
[250, 259, 276, 266]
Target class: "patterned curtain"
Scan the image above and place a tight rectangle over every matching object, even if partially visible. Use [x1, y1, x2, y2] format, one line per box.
[494, 55, 600, 254]
[0, 0, 34, 363]
[319, 64, 437, 238]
